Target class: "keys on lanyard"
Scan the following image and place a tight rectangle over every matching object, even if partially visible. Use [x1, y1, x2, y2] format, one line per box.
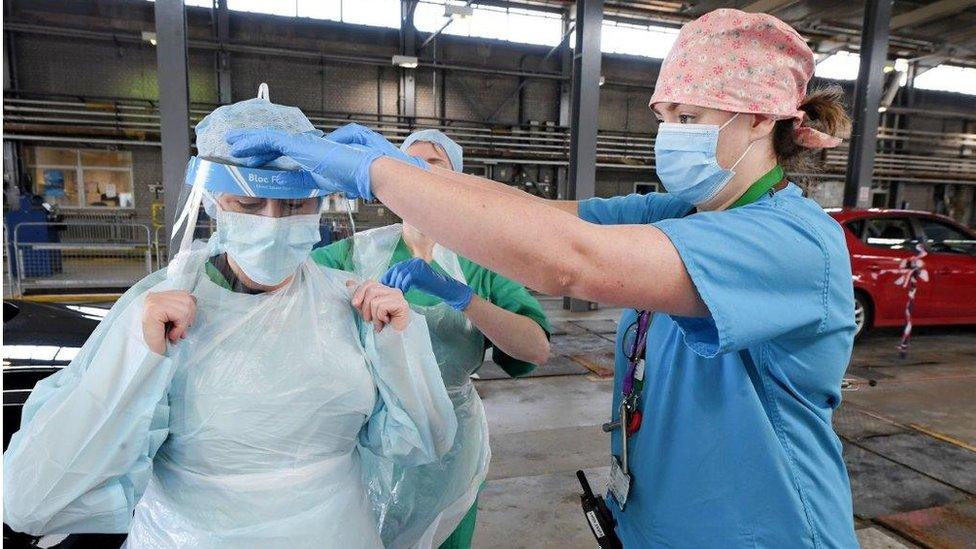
[601, 360, 645, 436]
[604, 311, 651, 509]
[620, 310, 650, 438]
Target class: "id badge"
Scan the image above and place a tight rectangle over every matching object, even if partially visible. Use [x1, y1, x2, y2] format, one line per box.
[634, 358, 646, 382]
[608, 456, 631, 509]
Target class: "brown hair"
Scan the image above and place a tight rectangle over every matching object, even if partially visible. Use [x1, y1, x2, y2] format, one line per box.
[773, 86, 851, 179]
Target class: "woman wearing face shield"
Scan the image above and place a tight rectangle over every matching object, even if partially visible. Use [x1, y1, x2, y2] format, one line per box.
[3, 92, 458, 548]
[228, 9, 859, 547]
[313, 128, 550, 549]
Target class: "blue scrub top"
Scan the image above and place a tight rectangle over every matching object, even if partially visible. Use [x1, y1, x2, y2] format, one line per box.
[579, 185, 857, 548]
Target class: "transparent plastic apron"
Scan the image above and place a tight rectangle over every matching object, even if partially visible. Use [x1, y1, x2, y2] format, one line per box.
[124, 242, 383, 549]
[353, 224, 490, 549]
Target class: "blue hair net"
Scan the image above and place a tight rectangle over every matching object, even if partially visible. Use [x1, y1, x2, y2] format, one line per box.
[187, 87, 327, 221]
[400, 129, 463, 172]
[194, 96, 323, 171]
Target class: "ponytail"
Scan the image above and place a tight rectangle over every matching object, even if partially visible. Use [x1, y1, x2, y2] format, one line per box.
[773, 86, 851, 177]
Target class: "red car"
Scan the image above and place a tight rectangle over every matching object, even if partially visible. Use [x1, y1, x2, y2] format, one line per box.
[828, 209, 976, 339]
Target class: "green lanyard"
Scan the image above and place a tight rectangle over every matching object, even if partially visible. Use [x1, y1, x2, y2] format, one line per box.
[728, 164, 785, 209]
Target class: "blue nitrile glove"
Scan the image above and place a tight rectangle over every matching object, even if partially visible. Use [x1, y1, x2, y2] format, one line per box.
[381, 257, 475, 311]
[226, 129, 380, 200]
[326, 123, 429, 170]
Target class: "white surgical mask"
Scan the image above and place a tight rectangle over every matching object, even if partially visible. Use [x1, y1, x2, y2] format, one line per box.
[215, 209, 321, 286]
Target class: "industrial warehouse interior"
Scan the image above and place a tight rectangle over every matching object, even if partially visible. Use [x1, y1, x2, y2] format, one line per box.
[2, 0, 976, 548]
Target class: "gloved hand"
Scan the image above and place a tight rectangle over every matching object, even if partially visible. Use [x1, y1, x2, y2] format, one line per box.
[326, 123, 429, 170]
[381, 257, 475, 311]
[226, 129, 380, 200]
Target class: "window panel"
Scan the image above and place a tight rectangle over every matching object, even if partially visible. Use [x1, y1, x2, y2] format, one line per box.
[342, 0, 400, 28]
[414, 3, 449, 32]
[845, 220, 865, 240]
[472, 8, 508, 41]
[509, 9, 562, 46]
[29, 146, 134, 209]
[35, 148, 78, 167]
[815, 51, 860, 81]
[862, 217, 917, 250]
[80, 150, 131, 167]
[297, 0, 341, 20]
[145, 0, 213, 7]
[34, 167, 80, 207]
[914, 64, 976, 95]
[414, 2, 562, 46]
[601, 23, 678, 59]
[227, 0, 296, 17]
[81, 170, 134, 208]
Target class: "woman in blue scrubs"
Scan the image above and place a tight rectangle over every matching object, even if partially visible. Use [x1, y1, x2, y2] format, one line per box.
[227, 8, 858, 547]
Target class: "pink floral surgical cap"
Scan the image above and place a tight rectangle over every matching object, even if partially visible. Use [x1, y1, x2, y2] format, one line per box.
[649, 8, 842, 149]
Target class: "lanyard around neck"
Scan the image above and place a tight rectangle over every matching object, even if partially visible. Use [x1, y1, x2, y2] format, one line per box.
[728, 164, 786, 209]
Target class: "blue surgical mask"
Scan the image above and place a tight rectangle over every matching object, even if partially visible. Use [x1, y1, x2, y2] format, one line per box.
[654, 114, 754, 206]
[215, 209, 322, 286]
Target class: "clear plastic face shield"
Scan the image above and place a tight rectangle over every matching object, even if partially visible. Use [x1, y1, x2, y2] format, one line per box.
[169, 157, 321, 287]
[167, 83, 355, 290]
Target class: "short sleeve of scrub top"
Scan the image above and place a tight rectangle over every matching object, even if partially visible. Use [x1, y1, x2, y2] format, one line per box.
[578, 192, 692, 225]
[653, 185, 847, 358]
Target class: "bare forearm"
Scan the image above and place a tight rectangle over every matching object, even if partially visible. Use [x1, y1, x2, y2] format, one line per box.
[429, 166, 580, 216]
[372, 158, 582, 295]
[370, 158, 706, 316]
[464, 296, 549, 365]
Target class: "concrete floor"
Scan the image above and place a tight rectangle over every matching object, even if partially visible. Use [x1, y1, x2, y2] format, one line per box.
[471, 299, 976, 548]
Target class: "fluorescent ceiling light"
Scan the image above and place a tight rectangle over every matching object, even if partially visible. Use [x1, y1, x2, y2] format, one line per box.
[393, 55, 419, 68]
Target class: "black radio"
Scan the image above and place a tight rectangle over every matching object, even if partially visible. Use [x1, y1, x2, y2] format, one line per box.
[576, 470, 623, 549]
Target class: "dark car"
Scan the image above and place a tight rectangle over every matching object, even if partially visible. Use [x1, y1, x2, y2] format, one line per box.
[3, 300, 126, 549]
[827, 209, 976, 339]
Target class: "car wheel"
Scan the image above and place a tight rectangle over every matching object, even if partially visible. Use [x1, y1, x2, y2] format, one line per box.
[854, 292, 872, 341]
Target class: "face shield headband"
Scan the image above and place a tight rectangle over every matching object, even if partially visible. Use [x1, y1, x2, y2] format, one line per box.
[185, 157, 326, 200]
[173, 157, 355, 259]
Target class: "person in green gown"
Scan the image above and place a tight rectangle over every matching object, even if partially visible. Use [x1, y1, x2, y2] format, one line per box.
[312, 129, 550, 549]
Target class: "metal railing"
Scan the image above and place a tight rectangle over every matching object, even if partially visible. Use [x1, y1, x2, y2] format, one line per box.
[58, 209, 140, 242]
[4, 93, 975, 184]
[152, 221, 216, 270]
[12, 222, 152, 294]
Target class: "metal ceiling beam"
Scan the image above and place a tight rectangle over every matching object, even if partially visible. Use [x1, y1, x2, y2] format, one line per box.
[890, 0, 976, 30]
[912, 53, 951, 77]
[567, 0, 602, 312]
[568, 0, 602, 203]
[214, 0, 232, 104]
[741, 0, 800, 14]
[153, 0, 191, 257]
[844, 0, 892, 208]
[399, 1, 417, 121]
